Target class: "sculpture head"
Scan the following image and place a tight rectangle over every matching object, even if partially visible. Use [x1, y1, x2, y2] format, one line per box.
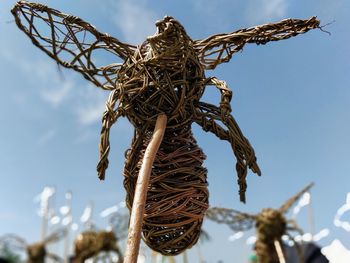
[146, 16, 191, 55]
[255, 208, 287, 239]
[152, 16, 186, 37]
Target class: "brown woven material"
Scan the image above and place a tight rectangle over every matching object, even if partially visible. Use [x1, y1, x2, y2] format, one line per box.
[206, 183, 314, 263]
[72, 230, 123, 263]
[12, 1, 320, 255]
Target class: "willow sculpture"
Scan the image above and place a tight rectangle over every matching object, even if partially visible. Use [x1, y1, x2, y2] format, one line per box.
[0, 229, 65, 263]
[12, 1, 320, 256]
[206, 183, 314, 263]
[72, 230, 123, 263]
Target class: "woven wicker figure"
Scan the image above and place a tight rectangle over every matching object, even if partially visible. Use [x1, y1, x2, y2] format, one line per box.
[72, 230, 123, 263]
[12, 1, 320, 255]
[0, 229, 65, 263]
[206, 183, 314, 263]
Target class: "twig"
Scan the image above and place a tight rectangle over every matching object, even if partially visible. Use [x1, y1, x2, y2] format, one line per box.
[124, 114, 167, 263]
[319, 20, 335, 35]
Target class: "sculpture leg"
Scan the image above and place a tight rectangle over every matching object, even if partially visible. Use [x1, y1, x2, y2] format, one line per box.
[97, 89, 122, 180]
[195, 77, 260, 202]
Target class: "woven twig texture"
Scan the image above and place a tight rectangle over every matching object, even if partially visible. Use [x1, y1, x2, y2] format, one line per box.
[12, 1, 320, 255]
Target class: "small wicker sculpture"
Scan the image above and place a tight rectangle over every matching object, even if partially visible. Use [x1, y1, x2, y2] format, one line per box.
[206, 183, 314, 263]
[72, 230, 123, 263]
[0, 229, 65, 263]
[12, 1, 320, 255]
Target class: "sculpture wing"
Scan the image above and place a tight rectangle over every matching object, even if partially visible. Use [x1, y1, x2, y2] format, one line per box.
[205, 207, 256, 232]
[279, 182, 314, 214]
[43, 227, 67, 244]
[193, 17, 320, 70]
[11, 1, 136, 90]
[0, 234, 27, 250]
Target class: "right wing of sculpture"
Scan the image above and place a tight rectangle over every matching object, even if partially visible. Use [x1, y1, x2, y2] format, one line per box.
[11, 1, 136, 90]
[43, 227, 67, 244]
[194, 17, 320, 70]
[205, 207, 256, 232]
[279, 182, 314, 214]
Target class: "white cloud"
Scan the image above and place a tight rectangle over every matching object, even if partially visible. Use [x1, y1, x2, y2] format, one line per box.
[1, 45, 107, 127]
[0, 48, 73, 108]
[192, 0, 242, 29]
[245, 0, 288, 24]
[76, 101, 105, 125]
[111, 0, 156, 44]
[38, 129, 56, 145]
[0, 211, 18, 220]
[74, 85, 108, 125]
[40, 79, 74, 108]
[321, 239, 350, 263]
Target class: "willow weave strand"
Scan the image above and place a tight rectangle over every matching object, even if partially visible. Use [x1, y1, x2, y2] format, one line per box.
[206, 183, 314, 263]
[12, 1, 320, 255]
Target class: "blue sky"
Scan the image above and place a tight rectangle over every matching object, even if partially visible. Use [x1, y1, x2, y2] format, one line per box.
[1, 0, 350, 262]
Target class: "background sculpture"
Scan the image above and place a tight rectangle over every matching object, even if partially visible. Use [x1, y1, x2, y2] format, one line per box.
[12, 0, 320, 256]
[0, 229, 65, 263]
[72, 230, 123, 263]
[206, 183, 314, 263]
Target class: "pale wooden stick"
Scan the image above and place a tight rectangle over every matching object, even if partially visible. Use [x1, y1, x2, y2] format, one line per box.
[183, 251, 189, 263]
[124, 114, 167, 263]
[151, 251, 158, 263]
[273, 239, 286, 263]
[308, 195, 316, 236]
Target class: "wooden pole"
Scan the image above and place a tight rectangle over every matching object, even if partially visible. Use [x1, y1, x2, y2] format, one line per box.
[273, 239, 286, 263]
[124, 114, 167, 263]
[308, 195, 315, 236]
[63, 192, 72, 263]
[183, 251, 189, 263]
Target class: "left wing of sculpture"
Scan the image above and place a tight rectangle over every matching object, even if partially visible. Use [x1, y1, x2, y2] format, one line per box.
[42, 227, 67, 244]
[11, 1, 136, 90]
[206, 207, 257, 232]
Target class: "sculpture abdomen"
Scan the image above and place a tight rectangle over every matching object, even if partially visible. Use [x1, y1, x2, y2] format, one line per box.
[123, 125, 208, 255]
